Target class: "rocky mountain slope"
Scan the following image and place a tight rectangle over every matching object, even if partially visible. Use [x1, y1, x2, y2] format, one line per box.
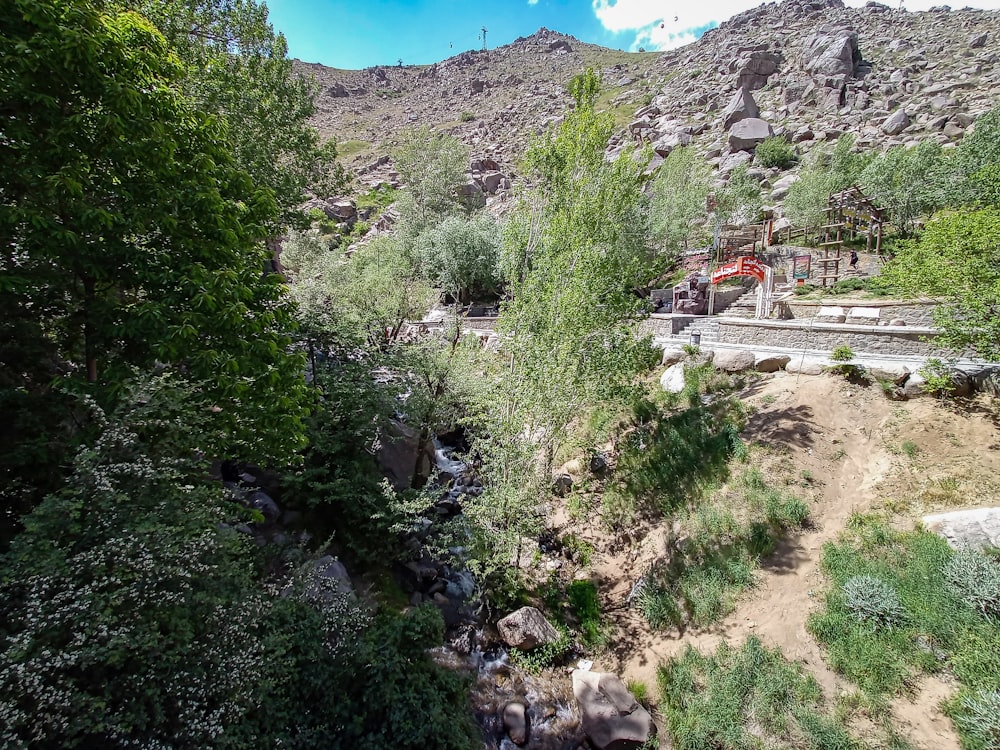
[298, 0, 998, 203]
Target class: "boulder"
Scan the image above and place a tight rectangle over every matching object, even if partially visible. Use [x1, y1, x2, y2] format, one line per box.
[786, 356, 825, 375]
[729, 118, 773, 151]
[553, 473, 573, 497]
[868, 364, 910, 385]
[378, 420, 435, 491]
[329, 199, 357, 220]
[901, 370, 927, 398]
[770, 174, 799, 200]
[721, 88, 760, 129]
[712, 348, 756, 372]
[573, 670, 653, 750]
[802, 26, 860, 81]
[719, 150, 753, 173]
[247, 490, 280, 523]
[652, 131, 691, 156]
[882, 109, 910, 136]
[815, 306, 847, 323]
[503, 702, 529, 746]
[735, 51, 781, 91]
[497, 606, 561, 650]
[755, 354, 791, 372]
[660, 363, 686, 393]
[924, 507, 1000, 549]
[969, 32, 988, 49]
[661, 347, 686, 366]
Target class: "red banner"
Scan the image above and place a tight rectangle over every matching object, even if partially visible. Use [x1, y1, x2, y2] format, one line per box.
[711, 256, 767, 284]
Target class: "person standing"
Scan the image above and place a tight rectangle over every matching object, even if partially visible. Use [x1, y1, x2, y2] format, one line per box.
[849, 250, 859, 271]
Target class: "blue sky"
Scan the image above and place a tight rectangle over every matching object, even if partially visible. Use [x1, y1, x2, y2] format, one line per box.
[266, 0, 1000, 69]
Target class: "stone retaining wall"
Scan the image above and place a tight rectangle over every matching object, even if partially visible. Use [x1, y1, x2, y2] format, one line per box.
[717, 318, 946, 356]
[641, 315, 697, 337]
[776, 299, 939, 325]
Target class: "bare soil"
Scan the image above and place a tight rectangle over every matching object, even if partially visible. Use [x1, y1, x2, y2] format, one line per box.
[550, 372, 1000, 749]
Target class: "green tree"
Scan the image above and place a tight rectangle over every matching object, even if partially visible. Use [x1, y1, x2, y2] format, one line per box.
[123, 0, 343, 226]
[650, 146, 711, 254]
[716, 164, 762, 226]
[414, 213, 502, 303]
[784, 134, 870, 229]
[880, 208, 1000, 360]
[953, 105, 1000, 208]
[0, 0, 309, 525]
[393, 126, 470, 237]
[859, 140, 953, 235]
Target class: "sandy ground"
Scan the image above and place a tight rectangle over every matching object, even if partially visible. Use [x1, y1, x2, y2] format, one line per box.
[550, 371, 1000, 749]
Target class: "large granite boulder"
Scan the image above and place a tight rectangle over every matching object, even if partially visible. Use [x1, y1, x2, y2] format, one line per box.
[924, 508, 1000, 549]
[660, 363, 686, 393]
[497, 606, 560, 650]
[735, 51, 781, 90]
[882, 109, 911, 135]
[755, 353, 791, 372]
[713, 348, 756, 372]
[722, 87, 760, 129]
[572, 671, 653, 750]
[802, 26, 860, 81]
[729, 118, 773, 151]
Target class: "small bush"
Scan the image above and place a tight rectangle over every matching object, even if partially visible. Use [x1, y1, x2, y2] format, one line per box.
[831, 344, 854, 362]
[510, 628, 574, 674]
[955, 689, 1000, 750]
[793, 283, 817, 296]
[459, 111, 475, 122]
[754, 136, 797, 169]
[945, 547, 1000, 620]
[919, 357, 958, 398]
[568, 579, 605, 646]
[843, 575, 907, 630]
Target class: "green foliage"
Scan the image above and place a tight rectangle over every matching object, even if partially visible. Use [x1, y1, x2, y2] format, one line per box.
[880, 209, 1000, 360]
[843, 575, 907, 630]
[784, 134, 871, 229]
[0, 379, 477, 749]
[859, 140, 953, 235]
[715, 165, 762, 225]
[393, 126, 470, 235]
[754, 136, 797, 169]
[126, 0, 343, 226]
[944, 547, 1000, 621]
[568, 579, 606, 647]
[955, 689, 1000, 750]
[650, 146, 711, 254]
[808, 515, 1000, 746]
[953, 105, 1000, 208]
[635, 466, 809, 631]
[0, 0, 309, 489]
[831, 345, 855, 362]
[460, 111, 476, 122]
[657, 637, 863, 750]
[509, 628, 575, 674]
[413, 213, 502, 303]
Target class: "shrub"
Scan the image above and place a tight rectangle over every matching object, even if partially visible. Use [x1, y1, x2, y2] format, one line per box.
[459, 111, 475, 122]
[831, 344, 854, 362]
[955, 689, 1000, 750]
[944, 547, 1000, 620]
[843, 575, 907, 630]
[919, 357, 958, 398]
[754, 136, 796, 169]
[568, 579, 605, 646]
[793, 283, 816, 296]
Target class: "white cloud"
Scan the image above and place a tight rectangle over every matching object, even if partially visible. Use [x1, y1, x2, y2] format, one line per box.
[528, 0, 539, 4]
[593, 0, 1000, 52]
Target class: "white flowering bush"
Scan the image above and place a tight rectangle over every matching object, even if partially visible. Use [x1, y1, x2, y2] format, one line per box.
[0, 375, 479, 749]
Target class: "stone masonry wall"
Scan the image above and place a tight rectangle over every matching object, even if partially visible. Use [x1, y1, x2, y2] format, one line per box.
[717, 319, 945, 356]
[777, 299, 939, 325]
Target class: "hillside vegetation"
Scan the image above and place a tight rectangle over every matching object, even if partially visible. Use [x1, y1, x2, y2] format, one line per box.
[1, 0, 999, 748]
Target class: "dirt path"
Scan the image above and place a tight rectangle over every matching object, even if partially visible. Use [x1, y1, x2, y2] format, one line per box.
[554, 372, 1000, 749]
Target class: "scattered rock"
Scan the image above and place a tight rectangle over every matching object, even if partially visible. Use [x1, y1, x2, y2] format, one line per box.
[572, 670, 653, 750]
[712, 348, 756, 372]
[497, 607, 561, 650]
[503, 702, 529, 746]
[661, 347, 686, 366]
[721, 87, 760, 129]
[786, 356, 825, 375]
[882, 109, 911, 135]
[755, 353, 791, 372]
[660, 363, 686, 393]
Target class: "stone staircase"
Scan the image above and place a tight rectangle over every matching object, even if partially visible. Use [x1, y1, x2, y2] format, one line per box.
[673, 317, 721, 345]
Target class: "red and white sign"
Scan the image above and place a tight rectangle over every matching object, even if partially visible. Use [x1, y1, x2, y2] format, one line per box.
[711, 255, 768, 284]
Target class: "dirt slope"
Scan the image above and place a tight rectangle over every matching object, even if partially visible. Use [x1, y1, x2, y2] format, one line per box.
[555, 372, 1000, 749]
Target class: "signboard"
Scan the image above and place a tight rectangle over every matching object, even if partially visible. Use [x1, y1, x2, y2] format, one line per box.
[792, 254, 812, 281]
[711, 255, 767, 284]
